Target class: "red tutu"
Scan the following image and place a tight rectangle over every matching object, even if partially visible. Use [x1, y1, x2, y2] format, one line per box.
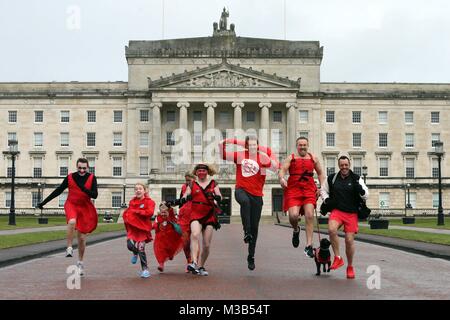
[153, 209, 184, 265]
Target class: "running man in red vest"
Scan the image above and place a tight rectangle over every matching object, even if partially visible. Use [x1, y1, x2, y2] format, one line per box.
[278, 137, 325, 258]
[219, 136, 279, 270]
[37, 158, 98, 276]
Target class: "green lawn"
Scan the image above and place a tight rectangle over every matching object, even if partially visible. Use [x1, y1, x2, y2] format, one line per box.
[0, 215, 119, 231]
[357, 226, 450, 246]
[387, 218, 450, 230]
[0, 223, 125, 249]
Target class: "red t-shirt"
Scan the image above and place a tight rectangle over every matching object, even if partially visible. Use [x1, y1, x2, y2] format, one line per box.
[233, 151, 271, 197]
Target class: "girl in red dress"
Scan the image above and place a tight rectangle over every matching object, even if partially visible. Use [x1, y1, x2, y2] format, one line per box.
[153, 202, 184, 272]
[123, 183, 156, 278]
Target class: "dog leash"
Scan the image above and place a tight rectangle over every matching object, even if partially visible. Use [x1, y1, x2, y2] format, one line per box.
[314, 208, 321, 242]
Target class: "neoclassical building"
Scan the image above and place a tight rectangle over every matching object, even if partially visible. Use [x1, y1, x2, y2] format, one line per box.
[0, 14, 449, 217]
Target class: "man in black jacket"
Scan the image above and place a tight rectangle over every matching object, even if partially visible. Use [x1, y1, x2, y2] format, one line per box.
[320, 156, 368, 279]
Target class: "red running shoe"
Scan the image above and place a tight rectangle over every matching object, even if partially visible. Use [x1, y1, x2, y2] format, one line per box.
[330, 256, 344, 270]
[346, 266, 355, 279]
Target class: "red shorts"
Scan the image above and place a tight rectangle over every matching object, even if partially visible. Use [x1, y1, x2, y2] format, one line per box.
[330, 209, 358, 234]
[283, 194, 317, 214]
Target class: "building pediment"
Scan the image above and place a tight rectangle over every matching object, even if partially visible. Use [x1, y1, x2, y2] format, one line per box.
[148, 60, 300, 90]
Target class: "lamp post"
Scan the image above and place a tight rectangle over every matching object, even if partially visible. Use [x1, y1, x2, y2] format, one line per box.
[121, 183, 127, 208]
[362, 165, 368, 184]
[4, 140, 19, 226]
[406, 183, 412, 209]
[435, 141, 444, 226]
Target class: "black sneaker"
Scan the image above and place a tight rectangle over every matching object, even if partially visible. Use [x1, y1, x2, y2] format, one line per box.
[292, 228, 300, 248]
[247, 256, 255, 271]
[197, 267, 209, 276]
[187, 262, 199, 274]
[304, 245, 314, 258]
[243, 233, 253, 244]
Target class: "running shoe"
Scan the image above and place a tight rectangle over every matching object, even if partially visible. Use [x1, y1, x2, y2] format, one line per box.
[304, 245, 314, 258]
[140, 269, 151, 278]
[292, 228, 300, 248]
[330, 256, 345, 270]
[76, 261, 85, 277]
[131, 254, 138, 265]
[65, 247, 73, 258]
[247, 256, 255, 271]
[157, 263, 164, 272]
[197, 267, 209, 276]
[346, 266, 355, 279]
[187, 262, 199, 274]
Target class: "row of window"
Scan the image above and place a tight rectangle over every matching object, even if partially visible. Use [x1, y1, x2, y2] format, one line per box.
[1, 191, 443, 209]
[7, 110, 125, 123]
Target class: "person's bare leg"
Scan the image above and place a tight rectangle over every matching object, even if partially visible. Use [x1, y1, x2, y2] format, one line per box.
[328, 219, 341, 258]
[199, 226, 214, 268]
[67, 219, 76, 248]
[77, 231, 87, 262]
[345, 233, 355, 266]
[190, 221, 202, 265]
[288, 206, 300, 231]
[303, 204, 315, 247]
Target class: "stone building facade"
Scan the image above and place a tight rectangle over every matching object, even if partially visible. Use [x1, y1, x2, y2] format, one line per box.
[0, 18, 448, 216]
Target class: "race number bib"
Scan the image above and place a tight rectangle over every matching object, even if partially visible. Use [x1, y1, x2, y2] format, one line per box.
[241, 158, 260, 177]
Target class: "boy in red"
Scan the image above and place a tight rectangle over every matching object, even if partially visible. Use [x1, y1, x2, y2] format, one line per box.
[178, 172, 196, 272]
[123, 183, 155, 278]
[219, 137, 279, 270]
[153, 202, 183, 273]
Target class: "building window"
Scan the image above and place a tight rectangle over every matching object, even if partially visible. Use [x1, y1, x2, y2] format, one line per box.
[34, 132, 43, 147]
[8, 132, 17, 144]
[113, 132, 123, 147]
[166, 156, 175, 173]
[6, 158, 14, 178]
[60, 132, 69, 147]
[379, 158, 389, 177]
[352, 157, 362, 176]
[193, 111, 202, 121]
[405, 111, 414, 124]
[34, 111, 43, 123]
[139, 131, 149, 147]
[298, 131, 309, 140]
[193, 132, 202, 146]
[166, 131, 175, 146]
[59, 192, 68, 207]
[86, 157, 96, 175]
[86, 132, 96, 147]
[33, 157, 43, 178]
[405, 158, 415, 178]
[167, 110, 176, 122]
[8, 111, 17, 123]
[299, 110, 309, 123]
[112, 157, 122, 177]
[219, 111, 231, 123]
[431, 133, 440, 147]
[326, 157, 336, 176]
[408, 192, 417, 209]
[32, 191, 41, 208]
[59, 157, 69, 176]
[325, 111, 335, 123]
[60, 111, 70, 123]
[113, 110, 123, 123]
[246, 111, 255, 122]
[405, 133, 415, 148]
[379, 192, 390, 209]
[139, 157, 149, 176]
[272, 131, 283, 149]
[378, 111, 388, 124]
[432, 193, 439, 208]
[432, 158, 439, 178]
[273, 111, 282, 122]
[87, 111, 96, 123]
[326, 133, 335, 147]
[140, 110, 149, 122]
[352, 111, 361, 123]
[352, 133, 362, 148]
[378, 133, 388, 147]
[431, 112, 440, 124]
[112, 192, 122, 208]
[5, 192, 11, 208]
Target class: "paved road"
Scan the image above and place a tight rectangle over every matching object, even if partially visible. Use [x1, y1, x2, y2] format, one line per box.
[0, 224, 449, 300]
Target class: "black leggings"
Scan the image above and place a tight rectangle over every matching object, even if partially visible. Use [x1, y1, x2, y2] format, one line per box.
[234, 188, 263, 259]
[127, 239, 148, 270]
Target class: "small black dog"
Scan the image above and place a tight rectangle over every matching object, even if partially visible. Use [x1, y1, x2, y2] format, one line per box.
[313, 238, 331, 276]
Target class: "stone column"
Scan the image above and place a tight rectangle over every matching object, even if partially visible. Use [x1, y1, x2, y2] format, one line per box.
[177, 102, 190, 171]
[231, 102, 244, 130]
[204, 102, 217, 129]
[150, 102, 162, 173]
[286, 102, 298, 153]
[177, 102, 190, 130]
[259, 102, 271, 146]
[204, 102, 217, 163]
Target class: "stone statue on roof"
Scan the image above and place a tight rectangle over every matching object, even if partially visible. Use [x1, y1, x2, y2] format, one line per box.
[219, 7, 229, 30]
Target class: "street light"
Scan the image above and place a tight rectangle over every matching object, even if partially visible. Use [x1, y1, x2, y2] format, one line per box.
[435, 141, 444, 226]
[406, 183, 412, 209]
[3, 139, 19, 226]
[121, 183, 127, 208]
[362, 165, 368, 184]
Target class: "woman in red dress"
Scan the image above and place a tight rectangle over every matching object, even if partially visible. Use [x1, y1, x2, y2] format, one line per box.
[279, 137, 325, 258]
[123, 183, 156, 278]
[180, 163, 222, 276]
[153, 203, 183, 272]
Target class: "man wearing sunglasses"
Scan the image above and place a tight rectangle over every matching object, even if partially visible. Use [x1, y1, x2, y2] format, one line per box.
[37, 158, 98, 276]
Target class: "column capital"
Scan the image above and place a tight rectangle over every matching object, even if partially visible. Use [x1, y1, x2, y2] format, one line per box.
[176, 102, 190, 108]
[204, 102, 217, 108]
[258, 102, 272, 109]
[150, 102, 162, 108]
[286, 102, 298, 109]
[231, 102, 245, 108]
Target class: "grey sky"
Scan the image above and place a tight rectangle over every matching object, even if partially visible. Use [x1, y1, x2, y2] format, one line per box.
[1, 0, 449, 83]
